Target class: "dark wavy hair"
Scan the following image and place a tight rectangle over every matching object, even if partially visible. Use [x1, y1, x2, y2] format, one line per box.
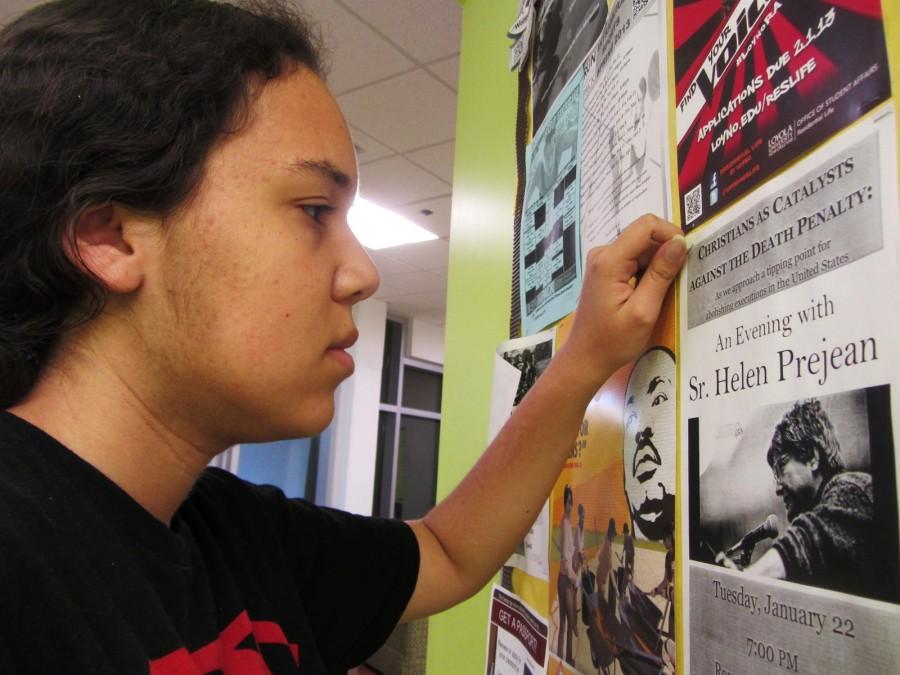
[0, 0, 325, 407]
[767, 399, 844, 481]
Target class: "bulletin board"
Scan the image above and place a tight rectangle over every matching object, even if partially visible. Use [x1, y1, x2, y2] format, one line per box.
[462, 1, 900, 674]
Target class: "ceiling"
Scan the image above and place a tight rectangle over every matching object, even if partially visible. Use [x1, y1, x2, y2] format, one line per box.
[302, 0, 461, 328]
[0, 0, 462, 328]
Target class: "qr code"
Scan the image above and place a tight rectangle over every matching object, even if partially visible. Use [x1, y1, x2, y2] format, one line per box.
[633, 0, 650, 18]
[684, 183, 703, 224]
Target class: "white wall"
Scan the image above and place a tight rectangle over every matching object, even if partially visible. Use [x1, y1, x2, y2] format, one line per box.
[407, 317, 445, 365]
[322, 297, 387, 515]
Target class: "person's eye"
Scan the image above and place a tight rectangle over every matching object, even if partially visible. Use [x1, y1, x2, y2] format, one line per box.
[651, 392, 668, 406]
[298, 204, 335, 226]
[775, 457, 788, 477]
[625, 411, 637, 428]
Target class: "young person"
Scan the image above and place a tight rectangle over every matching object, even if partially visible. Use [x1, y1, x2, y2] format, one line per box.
[745, 399, 875, 597]
[0, 1, 687, 672]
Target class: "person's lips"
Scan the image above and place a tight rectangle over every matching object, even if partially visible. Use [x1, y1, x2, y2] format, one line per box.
[633, 438, 662, 481]
[636, 497, 664, 521]
[327, 329, 359, 372]
[636, 466, 657, 482]
[634, 486, 673, 526]
[330, 329, 359, 351]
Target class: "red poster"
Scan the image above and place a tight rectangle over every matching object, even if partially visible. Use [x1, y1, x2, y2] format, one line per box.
[674, 0, 890, 231]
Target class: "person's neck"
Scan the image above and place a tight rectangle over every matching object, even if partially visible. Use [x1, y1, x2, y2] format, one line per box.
[8, 346, 217, 526]
[813, 472, 829, 500]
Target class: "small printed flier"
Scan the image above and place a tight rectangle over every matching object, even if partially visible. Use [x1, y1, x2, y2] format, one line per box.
[485, 585, 549, 675]
[531, 0, 608, 132]
[679, 107, 900, 673]
[520, 70, 583, 335]
[579, 0, 671, 251]
[492, 331, 556, 582]
[508, 0, 535, 72]
[675, 0, 891, 231]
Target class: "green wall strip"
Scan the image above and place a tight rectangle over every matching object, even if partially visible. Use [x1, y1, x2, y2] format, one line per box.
[425, 0, 519, 672]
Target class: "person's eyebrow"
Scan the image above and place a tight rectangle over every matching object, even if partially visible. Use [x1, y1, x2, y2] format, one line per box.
[286, 159, 352, 189]
[626, 395, 634, 406]
[646, 375, 670, 395]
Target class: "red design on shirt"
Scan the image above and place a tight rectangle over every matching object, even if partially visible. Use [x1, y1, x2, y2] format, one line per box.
[149, 610, 299, 674]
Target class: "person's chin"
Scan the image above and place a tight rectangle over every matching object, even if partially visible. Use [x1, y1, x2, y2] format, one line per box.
[326, 347, 355, 374]
[631, 495, 675, 541]
[278, 394, 336, 439]
[785, 499, 801, 521]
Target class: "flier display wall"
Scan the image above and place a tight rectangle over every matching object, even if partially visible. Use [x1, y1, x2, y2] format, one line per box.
[458, 1, 900, 673]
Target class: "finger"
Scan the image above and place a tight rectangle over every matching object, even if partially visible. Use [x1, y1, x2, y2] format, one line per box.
[611, 214, 681, 262]
[636, 241, 663, 271]
[629, 235, 687, 319]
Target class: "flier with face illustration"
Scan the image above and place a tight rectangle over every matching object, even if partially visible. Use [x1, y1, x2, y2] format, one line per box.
[547, 298, 677, 675]
[679, 109, 900, 673]
[623, 346, 676, 544]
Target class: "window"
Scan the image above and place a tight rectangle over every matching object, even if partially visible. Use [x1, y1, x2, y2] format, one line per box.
[373, 319, 443, 519]
[210, 429, 330, 503]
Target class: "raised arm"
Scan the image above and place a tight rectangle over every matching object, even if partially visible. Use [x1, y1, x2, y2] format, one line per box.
[401, 215, 687, 621]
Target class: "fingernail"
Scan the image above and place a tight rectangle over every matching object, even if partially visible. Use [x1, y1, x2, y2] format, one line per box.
[665, 234, 687, 262]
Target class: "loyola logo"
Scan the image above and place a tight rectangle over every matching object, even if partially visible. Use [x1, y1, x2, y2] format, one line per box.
[768, 124, 795, 156]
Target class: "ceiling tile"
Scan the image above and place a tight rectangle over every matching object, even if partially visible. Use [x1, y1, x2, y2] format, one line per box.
[395, 196, 453, 239]
[367, 249, 420, 276]
[338, 0, 462, 64]
[358, 156, 450, 208]
[349, 126, 396, 165]
[392, 238, 450, 272]
[372, 278, 408, 299]
[379, 270, 447, 295]
[406, 141, 455, 183]
[302, 0, 414, 95]
[415, 310, 447, 327]
[399, 290, 448, 311]
[385, 291, 447, 320]
[337, 69, 457, 153]
[427, 55, 460, 91]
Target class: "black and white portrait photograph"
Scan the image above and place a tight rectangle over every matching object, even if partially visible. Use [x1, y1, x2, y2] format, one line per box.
[689, 385, 899, 603]
[503, 335, 554, 406]
[532, 0, 608, 131]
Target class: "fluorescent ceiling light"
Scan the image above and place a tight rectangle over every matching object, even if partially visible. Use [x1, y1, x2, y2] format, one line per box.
[348, 196, 438, 250]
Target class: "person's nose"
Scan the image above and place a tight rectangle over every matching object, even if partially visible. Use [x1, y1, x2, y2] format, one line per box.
[333, 227, 380, 304]
[635, 427, 652, 445]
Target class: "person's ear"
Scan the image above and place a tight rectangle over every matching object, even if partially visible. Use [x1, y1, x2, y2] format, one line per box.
[68, 203, 154, 294]
[808, 453, 820, 474]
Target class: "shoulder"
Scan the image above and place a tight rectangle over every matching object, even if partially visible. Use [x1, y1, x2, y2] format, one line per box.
[184, 468, 417, 552]
[822, 471, 873, 502]
[187, 467, 324, 513]
[0, 413, 79, 542]
[829, 471, 872, 488]
[181, 467, 325, 534]
[189, 466, 266, 502]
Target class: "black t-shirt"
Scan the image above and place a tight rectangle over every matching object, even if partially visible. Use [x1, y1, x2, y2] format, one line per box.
[0, 411, 419, 674]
